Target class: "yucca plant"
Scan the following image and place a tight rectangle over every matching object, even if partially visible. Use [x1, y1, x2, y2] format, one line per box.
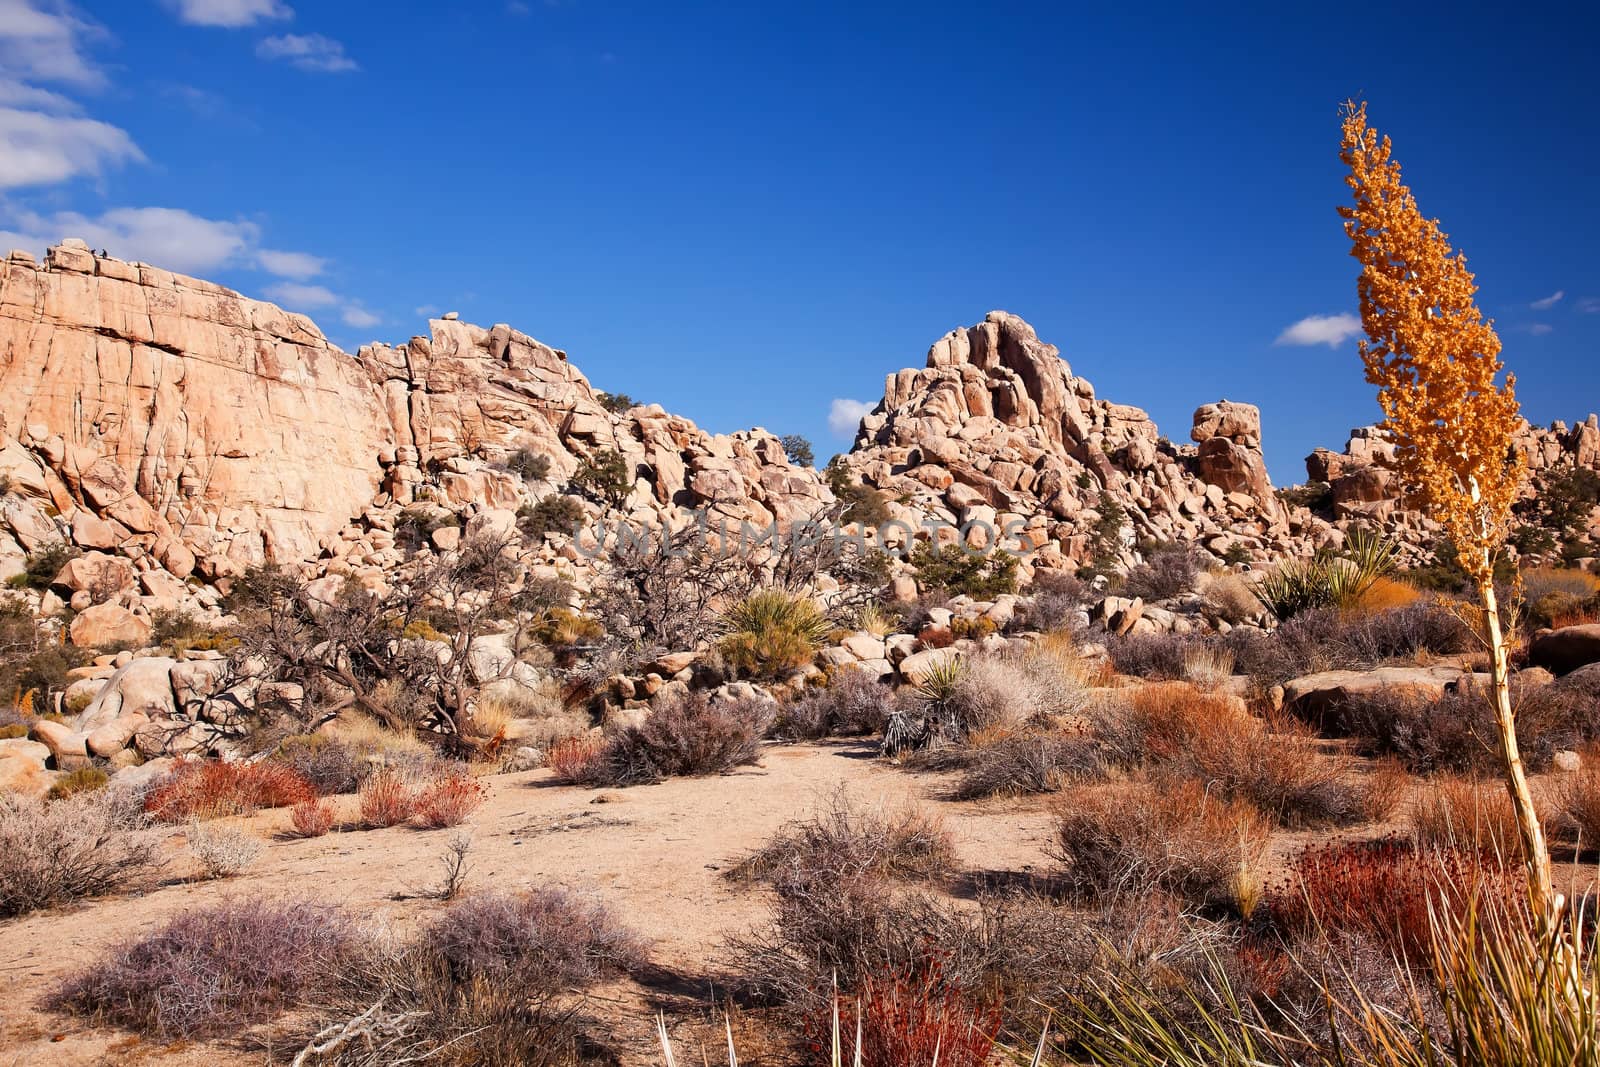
[856, 603, 901, 638]
[1255, 528, 1400, 621]
[718, 589, 831, 679]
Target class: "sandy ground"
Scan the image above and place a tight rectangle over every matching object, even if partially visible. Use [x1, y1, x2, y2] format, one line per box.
[0, 741, 1060, 1066]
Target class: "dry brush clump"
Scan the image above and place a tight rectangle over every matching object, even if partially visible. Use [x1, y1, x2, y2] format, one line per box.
[0, 790, 161, 917]
[304, 889, 644, 1065]
[729, 793, 956, 886]
[1409, 775, 1531, 857]
[775, 669, 892, 740]
[52, 898, 360, 1038]
[144, 757, 317, 822]
[951, 730, 1103, 800]
[186, 820, 264, 879]
[557, 691, 774, 787]
[1051, 779, 1270, 912]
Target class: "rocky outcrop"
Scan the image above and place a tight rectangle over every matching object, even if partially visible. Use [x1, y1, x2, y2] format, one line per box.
[0, 242, 830, 635]
[839, 312, 1298, 571]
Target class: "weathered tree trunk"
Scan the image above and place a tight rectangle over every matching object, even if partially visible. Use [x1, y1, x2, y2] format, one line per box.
[1479, 580, 1558, 933]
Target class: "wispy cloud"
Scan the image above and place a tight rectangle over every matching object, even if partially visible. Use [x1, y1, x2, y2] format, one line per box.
[1530, 290, 1564, 310]
[0, 0, 107, 88]
[163, 0, 292, 27]
[506, 1, 531, 13]
[0, 206, 255, 272]
[264, 281, 337, 308]
[257, 33, 358, 73]
[256, 248, 325, 279]
[1528, 323, 1554, 336]
[827, 398, 873, 437]
[1274, 312, 1362, 348]
[341, 305, 381, 328]
[0, 105, 141, 187]
[414, 304, 440, 317]
[1577, 297, 1600, 314]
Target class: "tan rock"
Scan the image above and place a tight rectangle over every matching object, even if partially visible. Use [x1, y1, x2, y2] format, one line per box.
[68, 603, 151, 648]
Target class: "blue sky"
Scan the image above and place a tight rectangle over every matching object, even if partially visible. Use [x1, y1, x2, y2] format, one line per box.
[0, 1, 1594, 484]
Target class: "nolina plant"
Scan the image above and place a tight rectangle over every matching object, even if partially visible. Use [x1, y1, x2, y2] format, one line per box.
[1340, 102, 1553, 938]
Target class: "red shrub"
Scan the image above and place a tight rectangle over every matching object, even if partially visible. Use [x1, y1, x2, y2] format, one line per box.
[546, 735, 605, 784]
[144, 759, 316, 823]
[357, 768, 416, 829]
[1270, 839, 1523, 963]
[815, 957, 1000, 1067]
[289, 798, 335, 838]
[414, 770, 487, 828]
[916, 626, 955, 650]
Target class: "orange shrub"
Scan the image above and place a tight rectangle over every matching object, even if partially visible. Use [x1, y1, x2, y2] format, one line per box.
[289, 798, 336, 838]
[814, 957, 1000, 1067]
[1410, 775, 1530, 857]
[144, 759, 316, 823]
[357, 768, 416, 829]
[546, 735, 605, 784]
[414, 770, 487, 828]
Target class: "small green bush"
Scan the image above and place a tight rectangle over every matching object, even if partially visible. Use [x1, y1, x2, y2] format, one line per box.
[48, 767, 109, 800]
[517, 495, 585, 540]
[908, 543, 1018, 599]
[780, 434, 814, 467]
[504, 448, 551, 482]
[570, 450, 632, 507]
[597, 391, 635, 413]
[19, 541, 78, 589]
[720, 589, 830, 679]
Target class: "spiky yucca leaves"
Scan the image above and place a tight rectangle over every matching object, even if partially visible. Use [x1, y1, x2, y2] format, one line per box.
[1254, 529, 1400, 621]
[719, 589, 831, 680]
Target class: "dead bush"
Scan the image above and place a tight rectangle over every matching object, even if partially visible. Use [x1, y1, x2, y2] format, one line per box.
[578, 691, 774, 786]
[730, 792, 955, 885]
[52, 898, 360, 1038]
[304, 890, 642, 1065]
[952, 730, 1103, 800]
[775, 670, 892, 739]
[186, 821, 263, 879]
[357, 767, 417, 828]
[291, 798, 336, 838]
[270, 734, 368, 796]
[1546, 761, 1600, 851]
[1202, 572, 1261, 624]
[144, 758, 317, 822]
[947, 649, 1093, 736]
[0, 791, 161, 917]
[1121, 544, 1201, 602]
[1051, 779, 1270, 912]
[1410, 775, 1530, 857]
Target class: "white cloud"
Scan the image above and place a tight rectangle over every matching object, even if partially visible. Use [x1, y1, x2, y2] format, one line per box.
[0, 105, 141, 187]
[413, 304, 440, 317]
[0, 77, 75, 112]
[1274, 312, 1362, 348]
[0, 0, 105, 88]
[1578, 297, 1600, 314]
[256, 247, 324, 279]
[257, 33, 357, 72]
[0, 206, 255, 272]
[341, 305, 381, 328]
[506, 1, 531, 13]
[827, 398, 874, 437]
[1528, 323, 1554, 336]
[163, 0, 292, 27]
[264, 281, 337, 308]
[1530, 290, 1564, 310]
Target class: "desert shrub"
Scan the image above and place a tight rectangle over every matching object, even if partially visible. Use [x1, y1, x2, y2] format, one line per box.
[597, 390, 634, 413]
[578, 692, 774, 786]
[144, 758, 316, 822]
[527, 605, 604, 646]
[1051, 779, 1270, 911]
[570, 448, 632, 507]
[1324, 676, 1597, 775]
[948, 649, 1093, 736]
[1353, 574, 1423, 613]
[916, 623, 955, 649]
[1547, 760, 1600, 851]
[0, 791, 160, 917]
[1122, 543, 1202, 601]
[186, 821, 263, 879]
[780, 433, 814, 467]
[1017, 569, 1090, 632]
[950, 614, 998, 640]
[1103, 630, 1202, 680]
[269, 733, 366, 795]
[908, 542, 1018, 598]
[0, 721, 25, 738]
[290, 797, 336, 838]
[504, 447, 551, 482]
[545, 734, 605, 784]
[52, 898, 359, 1038]
[393, 505, 459, 552]
[1225, 599, 1475, 692]
[517, 494, 585, 540]
[1181, 643, 1237, 686]
[47, 765, 108, 800]
[952, 731, 1103, 799]
[150, 608, 234, 654]
[414, 768, 487, 828]
[1270, 839, 1523, 964]
[718, 589, 830, 679]
[825, 458, 891, 527]
[1410, 775, 1528, 856]
[774, 670, 892, 739]
[308, 889, 641, 1066]
[17, 540, 78, 589]
[730, 793, 955, 886]
[358, 767, 418, 828]
[1253, 529, 1399, 620]
[855, 602, 900, 637]
[823, 959, 1001, 1067]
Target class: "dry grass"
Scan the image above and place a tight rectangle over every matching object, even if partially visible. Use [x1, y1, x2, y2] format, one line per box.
[186, 820, 263, 879]
[1353, 575, 1423, 613]
[1201, 571, 1261, 624]
[951, 730, 1103, 799]
[1180, 644, 1236, 687]
[144, 758, 317, 822]
[729, 792, 956, 885]
[290, 798, 336, 838]
[0, 791, 161, 917]
[1548, 756, 1600, 852]
[1410, 775, 1530, 857]
[413, 768, 487, 828]
[357, 767, 418, 828]
[1051, 778, 1271, 912]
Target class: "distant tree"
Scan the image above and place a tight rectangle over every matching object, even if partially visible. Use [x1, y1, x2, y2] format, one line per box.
[570, 450, 634, 508]
[1340, 101, 1551, 931]
[779, 434, 814, 468]
[504, 448, 551, 483]
[597, 392, 635, 414]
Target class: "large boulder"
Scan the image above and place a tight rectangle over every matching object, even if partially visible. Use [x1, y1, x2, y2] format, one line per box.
[73, 656, 179, 732]
[1529, 625, 1600, 676]
[0, 738, 51, 796]
[1282, 666, 1468, 727]
[897, 647, 962, 685]
[68, 603, 151, 649]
